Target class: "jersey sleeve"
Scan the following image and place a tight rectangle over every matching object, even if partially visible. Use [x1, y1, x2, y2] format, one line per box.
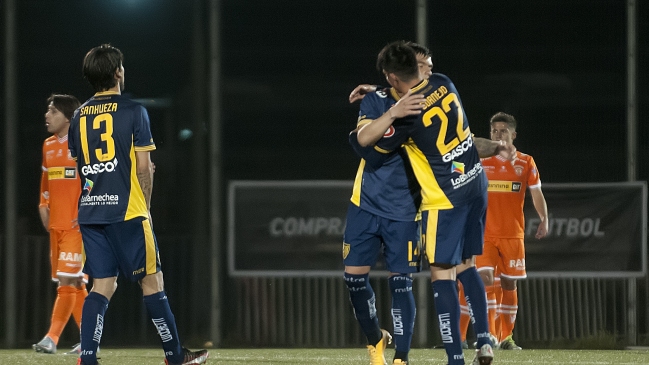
[348, 131, 395, 169]
[133, 105, 156, 151]
[357, 92, 385, 124]
[527, 156, 541, 188]
[374, 120, 411, 152]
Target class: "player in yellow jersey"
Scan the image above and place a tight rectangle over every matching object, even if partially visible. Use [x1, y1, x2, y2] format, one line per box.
[33, 94, 88, 355]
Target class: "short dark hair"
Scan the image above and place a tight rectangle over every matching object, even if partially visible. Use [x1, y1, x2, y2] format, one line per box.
[82, 44, 124, 92]
[47, 94, 81, 120]
[376, 41, 419, 82]
[405, 41, 431, 58]
[490, 112, 517, 131]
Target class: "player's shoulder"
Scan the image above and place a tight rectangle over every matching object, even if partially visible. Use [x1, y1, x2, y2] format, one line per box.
[430, 73, 453, 84]
[362, 87, 394, 103]
[516, 150, 533, 160]
[43, 135, 57, 146]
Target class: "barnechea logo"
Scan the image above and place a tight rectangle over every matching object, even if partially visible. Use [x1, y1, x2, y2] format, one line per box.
[452, 161, 465, 174]
[83, 178, 94, 194]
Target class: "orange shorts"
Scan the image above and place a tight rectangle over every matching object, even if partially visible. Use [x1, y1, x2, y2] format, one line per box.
[49, 228, 86, 282]
[475, 237, 526, 279]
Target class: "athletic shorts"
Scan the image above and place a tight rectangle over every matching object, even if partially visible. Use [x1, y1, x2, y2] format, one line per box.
[49, 228, 84, 281]
[476, 237, 527, 279]
[342, 203, 421, 273]
[422, 193, 487, 266]
[80, 217, 161, 281]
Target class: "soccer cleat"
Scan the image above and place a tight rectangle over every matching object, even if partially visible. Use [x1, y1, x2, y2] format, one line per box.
[392, 359, 408, 365]
[499, 335, 522, 350]
[366, 329, 392, 365]
[461, 340, 469, 349]
[473, 333, 499, 350]
[66, 343, 81, 355]
[164, 347, 209, 365]
[471, 343, 494, 365]
[32, 336, 56, 354]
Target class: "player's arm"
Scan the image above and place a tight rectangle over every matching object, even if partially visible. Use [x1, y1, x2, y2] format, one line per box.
[474, 137, 516, 160]
[349, 84, 377, 103]
[38, 169, 50, 232]
[348, 130, 395, 169]
[529, 186, 549, 239]
[357, 89, 424, 147]
[136, 151, 154, 210]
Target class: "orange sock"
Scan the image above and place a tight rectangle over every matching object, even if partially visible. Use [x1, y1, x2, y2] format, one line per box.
[494, 277, 503, 341]
[485, 285, 497, 341]
[500, 288, 518, 339]
[457, 283, 470, 342]
[73, 284, 88, 329]
[46, 286, 77, 344]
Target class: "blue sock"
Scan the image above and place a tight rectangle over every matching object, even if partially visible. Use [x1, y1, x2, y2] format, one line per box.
[143, 291, 183, 364]
[80, 292, 109, 365]
[457, 267, 492, 348]
[432, 280, 464, 365]
[344, 272, 382, 345]
[389, 274, 415, 362]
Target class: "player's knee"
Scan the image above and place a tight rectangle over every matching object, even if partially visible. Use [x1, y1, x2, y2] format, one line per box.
[479, 270, 494, 286]
[501, 278, 517, 291]
[388, 274, 413, 294]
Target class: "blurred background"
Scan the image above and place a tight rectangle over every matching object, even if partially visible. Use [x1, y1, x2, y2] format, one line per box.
[1, 0, 648, 351]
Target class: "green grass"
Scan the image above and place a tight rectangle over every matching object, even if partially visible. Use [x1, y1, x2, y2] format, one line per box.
[2, 347, 649, 365]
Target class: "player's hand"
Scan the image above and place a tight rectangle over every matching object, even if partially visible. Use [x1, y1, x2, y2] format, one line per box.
[495, 140, 516, 161]
[349, 84, 377, 103]
[536, 217, 549, 239]
[388, 89, 425, 118]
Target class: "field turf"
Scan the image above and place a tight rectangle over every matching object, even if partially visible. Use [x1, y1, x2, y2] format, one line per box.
[1, 347, 648, 364]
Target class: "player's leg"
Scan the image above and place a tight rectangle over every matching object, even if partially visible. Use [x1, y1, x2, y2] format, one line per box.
[423, 209, 465, 365]
[342, 204, 388, 365]
[456, 196, 494, 365]
[497, 238, 526, 350]
[78, 223, 119, 365]
[457, 282, 471, 348]
[493, 272, 502, 342]
[107, 217, 208, 365]
[382, 218, 420, 364]
[33, 231, 63, 354]
[475, 236, 500, 343]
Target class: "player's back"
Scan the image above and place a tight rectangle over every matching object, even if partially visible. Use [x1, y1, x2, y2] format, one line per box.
[402, 73, 486, 210]
[69, 92, 155, 224]
[351, 89, 421, 221]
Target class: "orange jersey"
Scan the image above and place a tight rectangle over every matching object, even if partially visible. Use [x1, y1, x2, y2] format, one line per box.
[40, 135, 81, 230]
[482, 151, 541, 239]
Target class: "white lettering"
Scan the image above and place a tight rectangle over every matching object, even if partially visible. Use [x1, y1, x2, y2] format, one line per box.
[81, 158, 119, 175]
[527, 215, 605, 238]
[269, 217, 345, 237]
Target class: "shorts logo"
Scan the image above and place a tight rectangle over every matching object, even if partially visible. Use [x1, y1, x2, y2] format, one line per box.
[83, 178, 94, 194]
[452, 161, 465, 174]
[342, 243, 350, 259]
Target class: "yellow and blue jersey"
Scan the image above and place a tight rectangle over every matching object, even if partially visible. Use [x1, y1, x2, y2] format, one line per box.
[349, 88, 421, 222]
[375, 74, 487, 210]
[68, 92, 155, 224]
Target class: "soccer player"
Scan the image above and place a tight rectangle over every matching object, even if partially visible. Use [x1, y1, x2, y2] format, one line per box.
[68, 44, 208, 365]
[474, 112, 549, 350]
[356, 41, 515, 365]
[33, 94, 88, 355]
[344, 42, 432, 365]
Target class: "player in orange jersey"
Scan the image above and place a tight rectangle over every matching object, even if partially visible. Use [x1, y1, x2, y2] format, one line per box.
[474, 112, 548, 350]
[33, 94, 87, 355]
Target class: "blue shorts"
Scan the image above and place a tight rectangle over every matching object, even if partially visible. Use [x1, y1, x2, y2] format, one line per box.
[422, 194, 486, 266]
[343, 203, 421, 273]
[80, 217, 161, 281]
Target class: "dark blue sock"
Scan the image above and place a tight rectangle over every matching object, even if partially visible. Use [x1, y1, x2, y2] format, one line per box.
[344, 272, 382, 345]
[432, 280, 464, 365]
[143, 291, 183, 364]
[389, 274, 415, 362]
[80, 292, 109, 365]
[457, 267, 492, 348]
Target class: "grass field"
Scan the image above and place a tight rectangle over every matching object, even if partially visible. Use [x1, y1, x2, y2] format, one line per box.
[2, 347, 649, 365]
